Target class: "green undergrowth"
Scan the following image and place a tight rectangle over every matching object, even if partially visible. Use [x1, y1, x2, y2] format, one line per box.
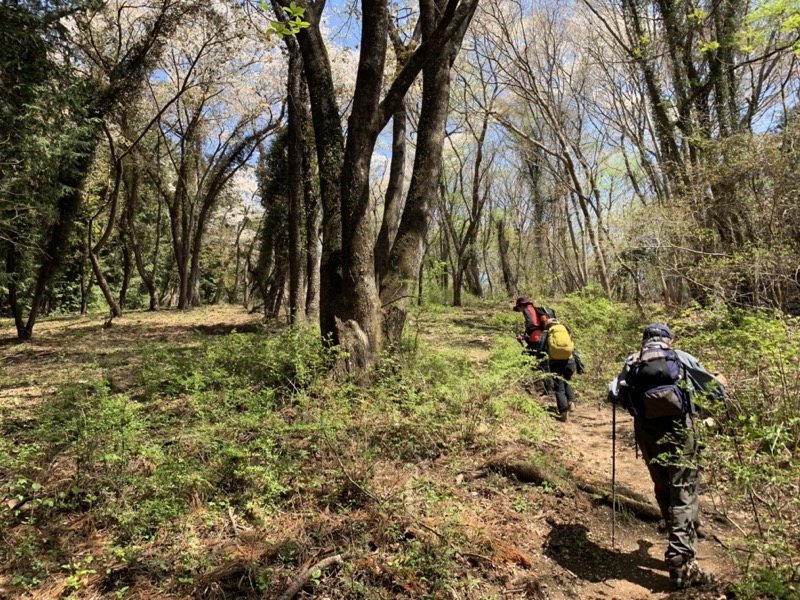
[2, 298, 799, 597]
[0, 314, 550, 598]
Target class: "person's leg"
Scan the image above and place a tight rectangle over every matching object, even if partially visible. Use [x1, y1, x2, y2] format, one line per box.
[636, 418, 711, 589]
[565, 381, 575, 410]
[539, 351, 553, 395]
[665, 418, 700, 564]
[564, 360, 576, 409]
[666, 461, 699, 562]
[635, 419, 672, 522]
[550, 361, 570, 414]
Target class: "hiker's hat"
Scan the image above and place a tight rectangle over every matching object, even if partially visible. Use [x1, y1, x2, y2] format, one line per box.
[513, 296, 531, 312]
[642, 323, 674, 340]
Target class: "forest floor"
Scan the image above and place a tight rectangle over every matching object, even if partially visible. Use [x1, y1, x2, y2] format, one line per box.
[0, 305, 743, 599]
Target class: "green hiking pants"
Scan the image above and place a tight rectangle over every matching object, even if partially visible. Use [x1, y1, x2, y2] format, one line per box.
[634, 413, 700, 565]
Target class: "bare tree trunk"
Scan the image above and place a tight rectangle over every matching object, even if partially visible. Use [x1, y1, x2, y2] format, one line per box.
[5, 238, 27, 338]
[379, 0, 477, 344]
[284, 0, 344, 342]
[417, 245, 426, 306]
[89, 251, 122, 317]
[264, 266, 287, 320]
[299, 81, 320, 318]
[119, 244, 131, 310]
[286, 38, 306, 324]
[80, 252, 94, 315]
[496, 217, 518, 297]
[439, 219, 450, 294]
[304, 182, 320, 318]
[480, 200, 494, 296]
[374, 103, 407, 281]
[229, 211, 250, 304]
[453, 269, 463, 306]
[89, 137, 124, 318]
[125, 158, 160, 310]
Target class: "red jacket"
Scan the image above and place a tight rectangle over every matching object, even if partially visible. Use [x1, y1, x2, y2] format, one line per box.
[521, 304, 548, 343]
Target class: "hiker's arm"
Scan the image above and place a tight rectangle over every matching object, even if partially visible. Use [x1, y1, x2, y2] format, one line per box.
[607, 357, 634, 403]
[676, 350, 726, 401]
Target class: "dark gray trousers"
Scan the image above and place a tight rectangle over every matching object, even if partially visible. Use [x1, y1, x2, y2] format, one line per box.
[634, 414, 700, 565]
[549, 358, 575, 413]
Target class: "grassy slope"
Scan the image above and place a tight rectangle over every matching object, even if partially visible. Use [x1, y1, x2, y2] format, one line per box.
[0, 299, 797, 599]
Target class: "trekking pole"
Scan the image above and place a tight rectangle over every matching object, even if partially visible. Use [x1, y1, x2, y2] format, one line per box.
[612, 401, 617, 549]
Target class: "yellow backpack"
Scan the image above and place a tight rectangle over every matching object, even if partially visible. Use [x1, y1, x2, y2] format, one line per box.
[546, 320, 574, 360]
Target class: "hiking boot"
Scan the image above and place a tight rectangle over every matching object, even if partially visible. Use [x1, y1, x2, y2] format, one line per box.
[669, 559, 715, 589]
[556, 411, 569, 422]
[568, 401, 576, 412]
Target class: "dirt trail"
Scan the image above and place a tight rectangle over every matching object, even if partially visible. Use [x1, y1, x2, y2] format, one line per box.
[454, 308, 736, 599]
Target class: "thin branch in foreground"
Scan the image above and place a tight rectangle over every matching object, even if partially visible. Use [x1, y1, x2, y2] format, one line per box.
[276, 553, 350, 600]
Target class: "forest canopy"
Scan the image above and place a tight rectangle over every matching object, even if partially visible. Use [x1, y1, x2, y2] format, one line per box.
[0, 0, 797, 352]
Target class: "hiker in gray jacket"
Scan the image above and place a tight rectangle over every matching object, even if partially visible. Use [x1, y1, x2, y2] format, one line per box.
[607, 323, 727, 589]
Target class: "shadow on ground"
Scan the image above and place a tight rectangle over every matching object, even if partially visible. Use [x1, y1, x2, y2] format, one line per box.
[544, 521, 674, 593]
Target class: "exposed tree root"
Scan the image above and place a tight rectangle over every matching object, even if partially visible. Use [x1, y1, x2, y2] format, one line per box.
[574, 479, 663, 520]
[482, 459, 662, 521]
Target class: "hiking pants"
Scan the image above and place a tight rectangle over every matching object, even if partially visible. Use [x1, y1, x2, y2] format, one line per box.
[634, 414, 700, 565]
[549, 358, 575, 413]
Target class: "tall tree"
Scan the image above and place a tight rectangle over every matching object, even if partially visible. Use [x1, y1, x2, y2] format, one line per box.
[145, 5, 283, 309]
[377, 0, 479, 344]
[1, 0, 190, 339]
[275, 0, 479, 368]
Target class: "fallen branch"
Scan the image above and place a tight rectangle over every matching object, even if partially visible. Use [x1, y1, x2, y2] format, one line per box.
[227, 506, 238, 535]
[276, 553, 350, 600]
[482, 459, 662, 521]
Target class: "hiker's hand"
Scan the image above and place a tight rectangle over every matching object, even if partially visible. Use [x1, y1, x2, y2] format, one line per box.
[516, 335, 524, 344]
[713, 373, 728, 388]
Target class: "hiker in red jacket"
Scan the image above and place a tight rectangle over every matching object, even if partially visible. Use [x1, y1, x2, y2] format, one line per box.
[513, 296, 549, 352]
[513, 296, 551, 393]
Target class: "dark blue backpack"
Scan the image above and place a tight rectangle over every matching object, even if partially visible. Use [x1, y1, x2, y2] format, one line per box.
[625, 343, 688, 418]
